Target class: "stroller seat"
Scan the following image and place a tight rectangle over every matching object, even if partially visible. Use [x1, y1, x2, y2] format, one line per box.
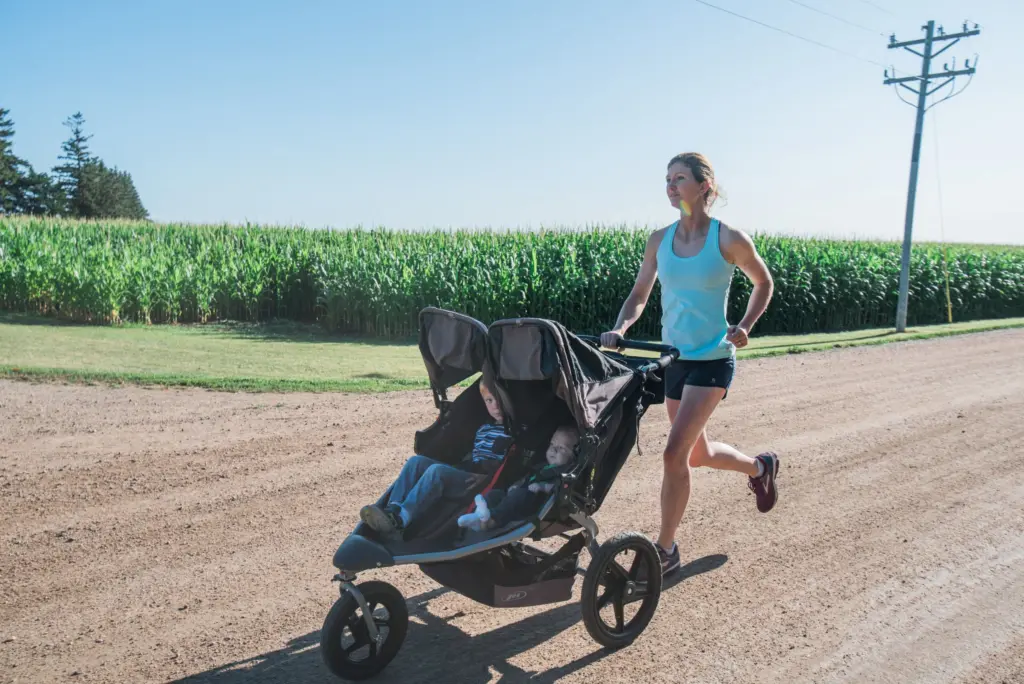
[353, 376, 576, 556]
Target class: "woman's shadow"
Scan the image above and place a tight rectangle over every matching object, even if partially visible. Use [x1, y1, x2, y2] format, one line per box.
[174, 554, 727, 684]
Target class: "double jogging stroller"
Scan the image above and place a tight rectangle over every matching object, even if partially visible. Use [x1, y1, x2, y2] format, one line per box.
[320, 307, 678, 680]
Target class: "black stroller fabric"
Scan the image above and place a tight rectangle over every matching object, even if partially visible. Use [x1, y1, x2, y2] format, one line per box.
[418, 307, 490, 392]
[486, 318, 638, 434]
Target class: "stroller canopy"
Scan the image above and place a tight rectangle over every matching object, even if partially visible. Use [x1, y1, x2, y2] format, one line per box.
[487, 317, 637, 432]
[418, 308, 638, 433]
[418, 307, 490, 391]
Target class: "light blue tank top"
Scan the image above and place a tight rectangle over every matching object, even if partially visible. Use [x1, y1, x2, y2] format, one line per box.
[656, 218, 736, 361]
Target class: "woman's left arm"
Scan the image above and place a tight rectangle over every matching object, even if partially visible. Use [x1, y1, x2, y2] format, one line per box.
[721, 225, 774, 348]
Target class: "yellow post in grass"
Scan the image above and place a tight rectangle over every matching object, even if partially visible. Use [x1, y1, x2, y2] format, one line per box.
[942, 245, 953, 324]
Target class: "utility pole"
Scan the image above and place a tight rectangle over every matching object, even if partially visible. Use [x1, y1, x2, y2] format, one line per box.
[885, 20, 980, 332]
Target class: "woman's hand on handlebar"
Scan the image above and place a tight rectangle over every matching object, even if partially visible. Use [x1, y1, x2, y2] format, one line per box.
[599, 330, 625, 349]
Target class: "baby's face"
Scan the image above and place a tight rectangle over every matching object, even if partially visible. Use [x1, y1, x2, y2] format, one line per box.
[546, 429, 577, 466]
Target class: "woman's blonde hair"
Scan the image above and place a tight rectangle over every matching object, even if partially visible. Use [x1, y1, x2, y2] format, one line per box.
[668, 152, 721, 209]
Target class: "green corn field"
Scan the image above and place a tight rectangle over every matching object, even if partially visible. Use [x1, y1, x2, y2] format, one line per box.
[1, 216, 1023, 339]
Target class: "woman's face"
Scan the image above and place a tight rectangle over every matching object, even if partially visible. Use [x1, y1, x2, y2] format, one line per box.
[665, 162, 707, 212]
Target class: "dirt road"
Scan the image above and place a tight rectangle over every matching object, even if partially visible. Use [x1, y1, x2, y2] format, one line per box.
[2, 330, 1023, 684]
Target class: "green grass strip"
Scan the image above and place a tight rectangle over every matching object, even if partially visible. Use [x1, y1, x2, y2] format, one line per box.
[1, 315, 1021, 393]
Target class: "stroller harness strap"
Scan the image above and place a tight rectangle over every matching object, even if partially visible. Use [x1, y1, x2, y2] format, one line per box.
[464, 448, 513, 513]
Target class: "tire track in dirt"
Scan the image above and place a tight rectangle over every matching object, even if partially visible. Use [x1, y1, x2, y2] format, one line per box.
[1, 329, 1022, 683]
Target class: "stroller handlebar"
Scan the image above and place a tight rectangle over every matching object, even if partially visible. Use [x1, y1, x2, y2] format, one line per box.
[577, 334, 679, 374]
[637, 353, 676, 374]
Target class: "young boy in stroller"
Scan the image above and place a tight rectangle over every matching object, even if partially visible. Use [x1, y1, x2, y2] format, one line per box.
[358, 364, 511, 542]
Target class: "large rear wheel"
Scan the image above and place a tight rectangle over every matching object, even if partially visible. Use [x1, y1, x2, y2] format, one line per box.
[320, 580, 408, 680]
[580, 531, 662, 649]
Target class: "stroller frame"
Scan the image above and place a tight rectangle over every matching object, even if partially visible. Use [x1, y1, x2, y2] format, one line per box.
[320, 308, 678, 681]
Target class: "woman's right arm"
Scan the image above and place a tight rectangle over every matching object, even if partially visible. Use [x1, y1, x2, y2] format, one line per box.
[600, 229, 662, 348]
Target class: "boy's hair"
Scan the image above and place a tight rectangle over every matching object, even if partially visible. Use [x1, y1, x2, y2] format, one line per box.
[479, 363, 498, 395]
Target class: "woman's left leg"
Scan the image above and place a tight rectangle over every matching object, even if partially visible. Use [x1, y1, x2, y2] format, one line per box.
[688, 429, 759, 476]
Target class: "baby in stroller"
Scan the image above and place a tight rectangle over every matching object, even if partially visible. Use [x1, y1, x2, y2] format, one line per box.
[457, 423, 580, 532]
[359, 365, 511, 542]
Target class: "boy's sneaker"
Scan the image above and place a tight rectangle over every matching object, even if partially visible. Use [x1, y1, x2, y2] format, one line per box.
[748, 452, 780, 513]
[360, 503, 404, 542]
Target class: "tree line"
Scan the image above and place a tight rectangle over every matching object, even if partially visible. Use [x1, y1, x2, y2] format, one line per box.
[0, 107, 147, 220]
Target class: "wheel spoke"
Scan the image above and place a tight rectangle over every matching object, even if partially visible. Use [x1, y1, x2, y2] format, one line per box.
[597, 587, 617, 611]
[613, 598, 625, 632]
[628, 552, 645, 580]
[607, 560, 630, 582]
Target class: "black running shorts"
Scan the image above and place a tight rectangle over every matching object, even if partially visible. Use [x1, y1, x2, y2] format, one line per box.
[664, 356, 735, 401]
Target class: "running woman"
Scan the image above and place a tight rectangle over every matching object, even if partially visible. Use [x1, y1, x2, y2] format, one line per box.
[601, 152, 779, 575]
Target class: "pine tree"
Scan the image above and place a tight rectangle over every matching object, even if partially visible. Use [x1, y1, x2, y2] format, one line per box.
[16, 168, 66, 215]
[77, 160, 148, 219]
[0, 107, 30, 214]
[52, 112, 94, 216]
[48, 112, 148, 219]
[111, 166, 148, 219]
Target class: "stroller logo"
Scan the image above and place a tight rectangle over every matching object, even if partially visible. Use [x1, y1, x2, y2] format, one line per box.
[502, 591, 528, 602]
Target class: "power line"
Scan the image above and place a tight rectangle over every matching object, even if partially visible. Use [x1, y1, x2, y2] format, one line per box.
[855, 0, 896, 16]
[692, 0, 891, 69]
[784, 0, 885, 36]
[926, 58, 977, 112]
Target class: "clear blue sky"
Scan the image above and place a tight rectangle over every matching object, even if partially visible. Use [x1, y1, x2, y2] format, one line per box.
[4, 0, 1021, 243]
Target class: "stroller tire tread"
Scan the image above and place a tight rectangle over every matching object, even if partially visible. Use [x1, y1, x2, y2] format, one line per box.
[320, 580, 409, 681]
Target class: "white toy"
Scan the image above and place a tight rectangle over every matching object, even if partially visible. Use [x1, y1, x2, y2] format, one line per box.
[457, 494, 492, 531]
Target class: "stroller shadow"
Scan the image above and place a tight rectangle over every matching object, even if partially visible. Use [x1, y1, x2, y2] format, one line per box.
[173, 555, 728, 684]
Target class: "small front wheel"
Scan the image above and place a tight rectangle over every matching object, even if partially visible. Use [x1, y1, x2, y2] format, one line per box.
[581, 531, 662, 649]
[320, 580, 409, 680]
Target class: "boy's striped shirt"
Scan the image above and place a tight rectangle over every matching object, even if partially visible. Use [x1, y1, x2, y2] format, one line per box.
[470, 423, 511, 463]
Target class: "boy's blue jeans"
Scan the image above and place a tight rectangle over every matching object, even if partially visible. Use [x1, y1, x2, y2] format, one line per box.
[387, 455, 490, 524]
